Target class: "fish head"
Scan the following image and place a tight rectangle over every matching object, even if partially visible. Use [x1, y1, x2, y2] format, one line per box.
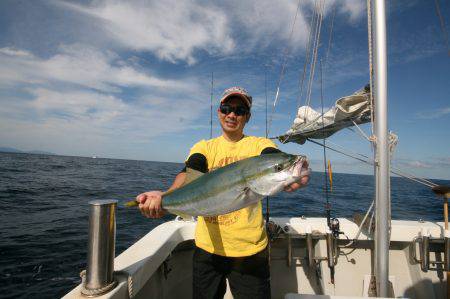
[244, 153, 309, 196]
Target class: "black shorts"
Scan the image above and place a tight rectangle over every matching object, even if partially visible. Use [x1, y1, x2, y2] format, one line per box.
[193, 246, 271, 299]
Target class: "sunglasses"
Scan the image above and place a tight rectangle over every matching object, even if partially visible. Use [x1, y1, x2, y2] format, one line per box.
[219, 104, 249, 116]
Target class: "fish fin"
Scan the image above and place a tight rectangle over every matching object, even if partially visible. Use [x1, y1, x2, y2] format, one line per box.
[246, 182, 275, 197]
[183, 167, 205, 186]
[124, 200, 138, 207]
[226, 187, 262, 212]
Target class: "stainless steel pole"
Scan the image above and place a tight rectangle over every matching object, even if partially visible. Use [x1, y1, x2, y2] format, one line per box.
[82, 199, 117, 296]
[373, 0, 390, 296]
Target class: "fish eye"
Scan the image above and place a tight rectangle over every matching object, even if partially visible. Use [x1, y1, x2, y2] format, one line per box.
[274, 164, 283, 172]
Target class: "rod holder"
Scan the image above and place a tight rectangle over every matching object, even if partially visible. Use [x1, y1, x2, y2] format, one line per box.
[287, 233, 292, 267]
[81, 200, 118, 297]
[326, 233, 336, 268]
[419, 235, 430, 272]
[445, 236, 450, 272]
[306, 233, 315, 268]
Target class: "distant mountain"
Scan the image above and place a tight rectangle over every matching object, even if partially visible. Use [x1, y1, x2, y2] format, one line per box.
[28, 150, 56, 155]
[0, 147, 55, 155]
[0, 147, 23, 153]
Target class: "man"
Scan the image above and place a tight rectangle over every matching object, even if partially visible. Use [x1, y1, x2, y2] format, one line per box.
[136, 86, 309, 299]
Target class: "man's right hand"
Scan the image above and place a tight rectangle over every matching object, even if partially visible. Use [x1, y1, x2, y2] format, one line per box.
[136, 191, 165, 218]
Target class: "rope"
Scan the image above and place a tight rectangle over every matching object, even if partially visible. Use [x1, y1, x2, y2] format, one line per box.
[349, 121, 372, 141]
[80, 270, 118, 297]
[267, 0, 303, 136]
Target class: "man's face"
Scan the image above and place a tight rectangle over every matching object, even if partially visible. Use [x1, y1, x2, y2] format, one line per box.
[218, 97, 250, 135]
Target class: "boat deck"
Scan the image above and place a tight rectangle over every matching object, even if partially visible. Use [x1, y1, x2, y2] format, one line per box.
[64, 217, 447, 298]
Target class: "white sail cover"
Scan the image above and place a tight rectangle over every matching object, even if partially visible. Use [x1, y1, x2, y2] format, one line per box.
[278, 85, 371, 144]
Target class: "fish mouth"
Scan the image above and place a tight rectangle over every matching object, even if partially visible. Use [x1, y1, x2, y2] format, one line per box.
[289, 155, 307, 178]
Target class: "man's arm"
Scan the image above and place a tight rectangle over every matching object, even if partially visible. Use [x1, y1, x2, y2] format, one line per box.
[137, 154, 207, 218]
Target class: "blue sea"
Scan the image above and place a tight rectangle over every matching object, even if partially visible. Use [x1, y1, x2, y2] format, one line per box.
[0, 152, 448, 298]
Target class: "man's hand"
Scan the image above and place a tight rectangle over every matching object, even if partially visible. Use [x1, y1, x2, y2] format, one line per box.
[136, 191, 165, 218]
[284, 160, 310, 192]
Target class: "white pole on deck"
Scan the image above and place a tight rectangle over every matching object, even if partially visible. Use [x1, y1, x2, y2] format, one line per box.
[373, 0, 390, 297]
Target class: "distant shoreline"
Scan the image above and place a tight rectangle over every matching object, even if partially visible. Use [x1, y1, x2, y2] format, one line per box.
[1, 150, 448, 182]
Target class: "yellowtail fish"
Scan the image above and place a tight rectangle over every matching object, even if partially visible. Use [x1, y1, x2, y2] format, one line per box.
[125, 153, 309, 217]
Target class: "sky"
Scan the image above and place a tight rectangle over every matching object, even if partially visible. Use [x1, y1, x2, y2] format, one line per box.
[0, 0, 449, 180]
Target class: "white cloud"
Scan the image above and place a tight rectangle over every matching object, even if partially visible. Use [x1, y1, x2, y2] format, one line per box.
[415, 107, 450, 120]
[29, 88, 126, 122]
[0, 87, 208, 156]
[59, 0, 234, 65]
[0, 45, 191, 92]
[55, 0, 366, 64]
[0, 0, 370, 161]
[393, 159, 433, 169]
[339, 0, 365, 23]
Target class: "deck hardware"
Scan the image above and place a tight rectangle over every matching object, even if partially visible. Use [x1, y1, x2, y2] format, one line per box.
[431, 184, 450, 298]
[412, 233, 449, 272]
[326, 232, 337, 283]
[445, 236, 450, 273]
[419, 234, 430, 272]
[81, 200, 118, 297]
[305, 226, 316, 269]
[287, 233, 292, 267]
[330, 218, 340, 238]
[306, 233, 315, 268]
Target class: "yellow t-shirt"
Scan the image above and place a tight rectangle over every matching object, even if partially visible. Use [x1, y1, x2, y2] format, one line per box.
[186, 135, 277, 257]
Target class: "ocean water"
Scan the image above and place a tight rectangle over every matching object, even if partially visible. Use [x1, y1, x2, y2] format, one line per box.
[0, 152, 447, 298]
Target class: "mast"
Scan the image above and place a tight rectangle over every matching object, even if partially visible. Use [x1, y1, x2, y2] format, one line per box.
[373, 0, 390, 296]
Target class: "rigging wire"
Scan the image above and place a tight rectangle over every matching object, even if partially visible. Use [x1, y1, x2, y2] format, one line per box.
[349, 121, 372, 142]
[341, 200, 375, 248]
[320, 59, 331, 227]
[210, 72, 214, 139]
[265, 67, 270, 231]
[324, 4, 337, 67]
[296, 2, 317, 110]
[305, 0, 325, 109]
[434, 0, 450, 56]
[267, 0, 303, 136]
[284, 0, 326, 144]
[305, 137, 438, 188]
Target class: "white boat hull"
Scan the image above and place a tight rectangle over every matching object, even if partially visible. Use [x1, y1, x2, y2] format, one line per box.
[64, 217, 447, 298]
